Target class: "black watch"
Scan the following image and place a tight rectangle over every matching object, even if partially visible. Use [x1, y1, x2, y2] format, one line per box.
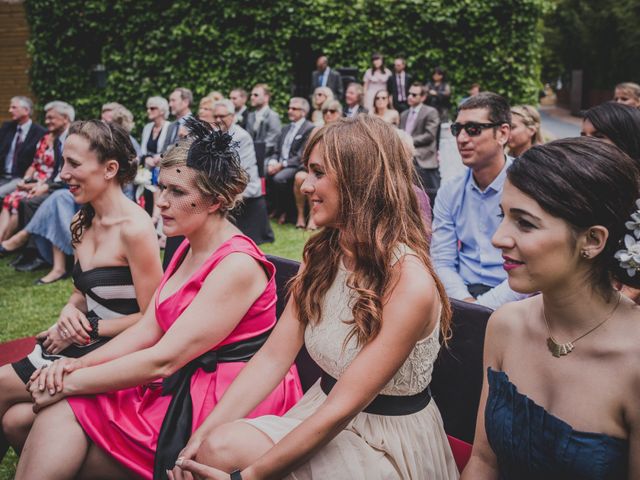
[230, 469, 242, 480]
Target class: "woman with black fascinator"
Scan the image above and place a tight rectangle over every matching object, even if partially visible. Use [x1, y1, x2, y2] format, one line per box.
[15, 118, 303, 480]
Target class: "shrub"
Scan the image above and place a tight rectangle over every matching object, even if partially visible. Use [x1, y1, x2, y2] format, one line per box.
[24, 0, 551, 130]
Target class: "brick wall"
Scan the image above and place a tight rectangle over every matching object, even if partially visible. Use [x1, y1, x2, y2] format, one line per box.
[0, 1, 32, 122]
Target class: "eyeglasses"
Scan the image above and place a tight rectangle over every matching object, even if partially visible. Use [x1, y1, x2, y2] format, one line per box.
[375, 96, 388, 101]
[450, 122, 501, 137]
[147, 106, 158, 111]
[315, 92, 326, 97]
[407, 92, 422, 97]
[213, 113, 232, 120]
[323, 109, 337, 114]
[288, 106, 303, 111]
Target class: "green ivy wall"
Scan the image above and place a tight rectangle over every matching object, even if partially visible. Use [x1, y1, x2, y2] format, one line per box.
[24, 0, 551, 131]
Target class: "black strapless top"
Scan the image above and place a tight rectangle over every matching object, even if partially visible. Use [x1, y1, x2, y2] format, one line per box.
[485, 368, 628, 480]
[73, 262, 139, 316]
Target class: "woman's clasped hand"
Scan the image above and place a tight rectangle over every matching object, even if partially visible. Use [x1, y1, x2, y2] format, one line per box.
[167, 457, 230, 480]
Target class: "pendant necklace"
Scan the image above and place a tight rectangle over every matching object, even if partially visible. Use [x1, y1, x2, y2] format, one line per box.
[542, 293, 621, 358]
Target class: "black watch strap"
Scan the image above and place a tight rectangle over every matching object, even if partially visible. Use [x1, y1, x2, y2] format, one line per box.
[87, 314, 100, 341]
[230, 470, 242, 480]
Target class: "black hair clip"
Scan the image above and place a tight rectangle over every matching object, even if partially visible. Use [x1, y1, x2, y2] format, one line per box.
[184, 117, 240, 179]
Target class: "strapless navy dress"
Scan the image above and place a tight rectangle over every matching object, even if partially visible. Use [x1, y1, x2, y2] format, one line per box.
[485, 368, 628, 480]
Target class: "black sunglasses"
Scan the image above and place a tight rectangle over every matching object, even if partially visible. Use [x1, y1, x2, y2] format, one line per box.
[323, 109, 337, 114]
[450, 122, 501, 137]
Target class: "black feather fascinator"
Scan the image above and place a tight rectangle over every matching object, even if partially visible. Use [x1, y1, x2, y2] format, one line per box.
[184, 116, 241, 179]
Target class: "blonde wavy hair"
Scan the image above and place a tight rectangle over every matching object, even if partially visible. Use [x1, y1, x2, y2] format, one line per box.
[289, 115, 451, 346]
[511, 105, 543, 146]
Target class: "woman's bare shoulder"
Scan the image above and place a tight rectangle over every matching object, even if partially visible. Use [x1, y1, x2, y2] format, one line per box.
[486, 295, 539, 344]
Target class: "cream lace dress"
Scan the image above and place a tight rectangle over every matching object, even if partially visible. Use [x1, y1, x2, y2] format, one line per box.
[244, 248, 459, 479]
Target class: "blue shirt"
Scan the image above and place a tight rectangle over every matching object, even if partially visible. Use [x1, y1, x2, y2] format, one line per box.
[431, 156, 528, 309]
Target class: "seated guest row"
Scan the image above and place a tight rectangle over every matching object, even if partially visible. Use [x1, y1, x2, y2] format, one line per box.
[7, 113, 640, 479]
[0, 112, 637, 478]
[4, 116, 460, 479]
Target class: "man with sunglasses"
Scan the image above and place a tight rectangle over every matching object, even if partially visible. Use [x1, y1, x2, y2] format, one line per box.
[246, 83, 282, 158]
[265, 97, 314, 224]
[431, 92, 528, 310]
[399, 82, 440, 205]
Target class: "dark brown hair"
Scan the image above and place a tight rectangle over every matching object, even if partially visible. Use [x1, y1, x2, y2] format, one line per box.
[459, 91, 511, 125]
[582, 101, 640, 162]
[508, 137, 640, 294]
[70, 120, 137, 244]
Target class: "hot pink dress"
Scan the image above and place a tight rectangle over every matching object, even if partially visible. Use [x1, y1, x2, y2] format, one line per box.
[68, 234, 303, 479]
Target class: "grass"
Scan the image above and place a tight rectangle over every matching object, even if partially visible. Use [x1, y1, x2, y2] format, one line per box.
[0, 221, 308, 478]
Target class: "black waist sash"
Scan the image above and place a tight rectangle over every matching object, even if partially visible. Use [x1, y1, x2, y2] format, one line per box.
[320, 371, 431, 416]
[152, 329, 271, 479]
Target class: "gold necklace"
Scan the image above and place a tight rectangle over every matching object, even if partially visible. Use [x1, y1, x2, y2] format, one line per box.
[542, 293, 621, 358]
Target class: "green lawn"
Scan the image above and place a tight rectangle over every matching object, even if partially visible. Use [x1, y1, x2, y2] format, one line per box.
[0, 221, 308, 478]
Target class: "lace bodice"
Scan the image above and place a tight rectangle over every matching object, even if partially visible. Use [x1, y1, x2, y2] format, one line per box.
[304, 249, 441, 396]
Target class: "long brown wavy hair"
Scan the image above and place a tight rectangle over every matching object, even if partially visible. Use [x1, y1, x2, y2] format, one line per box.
[289, 115, 451, 346]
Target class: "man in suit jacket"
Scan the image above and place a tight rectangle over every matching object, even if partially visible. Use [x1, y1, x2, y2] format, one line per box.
[245, 83, 282, 159]
[8, 100, 73, 271]
[343, 83, 368, 118]
[0, 96, 47, 197]
[387, 57, 413, 113]
[265, 97, 315, 223]
[311, 55, 343, 101]
[161, 87, 193, 152]
[400, 82, 441, 205]
[230, 88, 249, 129]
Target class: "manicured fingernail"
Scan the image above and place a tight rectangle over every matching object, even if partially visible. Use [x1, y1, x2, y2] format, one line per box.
[49, 389, 55, 394]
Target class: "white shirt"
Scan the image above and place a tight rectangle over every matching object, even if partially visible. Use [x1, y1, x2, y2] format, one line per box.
[321, 67, 330, 87]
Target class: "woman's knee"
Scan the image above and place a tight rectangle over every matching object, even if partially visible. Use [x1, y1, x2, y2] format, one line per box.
[0, 365, 28, 406]
[196, 423, 238, 466]
[2, 404, 34, 451]
[196, 422, 272, 471]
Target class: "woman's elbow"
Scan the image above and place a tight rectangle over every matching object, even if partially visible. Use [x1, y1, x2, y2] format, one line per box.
[147, 349, 184, 379]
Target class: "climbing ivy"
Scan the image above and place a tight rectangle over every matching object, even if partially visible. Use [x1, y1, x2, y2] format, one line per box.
[24, 0, 551, 131]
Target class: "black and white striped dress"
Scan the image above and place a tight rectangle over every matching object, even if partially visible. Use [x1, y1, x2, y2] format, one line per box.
[12, 263, 139, 383]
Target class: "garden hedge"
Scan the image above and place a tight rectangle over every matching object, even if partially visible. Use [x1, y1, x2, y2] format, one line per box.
[24, 0, 551, 131]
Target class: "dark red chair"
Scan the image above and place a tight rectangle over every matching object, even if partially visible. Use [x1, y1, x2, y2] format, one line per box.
[0, 336, 36, 366]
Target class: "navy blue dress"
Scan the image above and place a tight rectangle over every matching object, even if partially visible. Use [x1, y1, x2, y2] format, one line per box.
[485, 368, 628, 479]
